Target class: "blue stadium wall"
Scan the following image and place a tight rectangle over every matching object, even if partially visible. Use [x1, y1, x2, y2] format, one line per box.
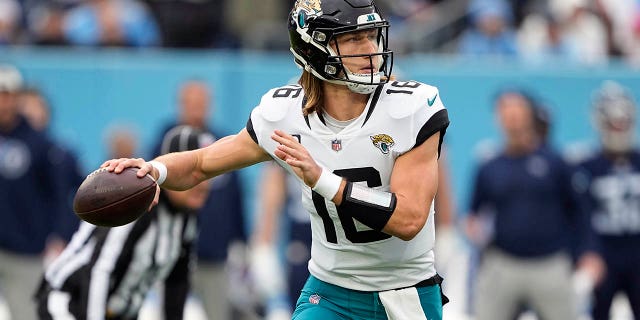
[2, 48, 639, 227]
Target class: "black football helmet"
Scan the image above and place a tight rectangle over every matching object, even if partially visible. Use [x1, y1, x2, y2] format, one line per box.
[591, 80, 636, 153]
[288, 0, 393, 94]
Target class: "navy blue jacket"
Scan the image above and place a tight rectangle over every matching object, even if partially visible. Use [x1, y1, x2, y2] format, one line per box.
[469, 145, 593, 258]
[0, 117, 71, 254]
[572, 150, 640, 263]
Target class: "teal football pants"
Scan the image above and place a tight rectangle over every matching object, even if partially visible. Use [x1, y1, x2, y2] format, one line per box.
[292, 275, 444, 320]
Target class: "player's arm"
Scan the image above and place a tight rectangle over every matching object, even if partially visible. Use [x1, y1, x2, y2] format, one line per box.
[326, 133, 440, 241]
[103, 128, 271, 191]
[272, 130, 440, 241]
[380, 132, 439, 240]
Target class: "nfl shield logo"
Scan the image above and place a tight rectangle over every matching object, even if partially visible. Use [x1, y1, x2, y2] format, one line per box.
[331, 139, 342, 152]
[309, 294, 321, 304]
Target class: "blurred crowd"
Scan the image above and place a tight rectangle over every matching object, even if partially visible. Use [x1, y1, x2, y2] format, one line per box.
[1, 0, 640, 64]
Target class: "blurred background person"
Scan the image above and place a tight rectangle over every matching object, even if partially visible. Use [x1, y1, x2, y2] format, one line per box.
[458, 0, 518, 57]
[250, 162, 311, 320]
[0, 64, 70, 320]
[0, 0, 21, 45]
[150, 79, 249, 320]
[431, 146, 472, 320]
[465, 88, 604, 320]
[144, 0, 234, 48]
[572, 80, 640, 320]
[19, 86, 84, 265]
[103, 123, 139, 159]
[63, 0, 160, 47]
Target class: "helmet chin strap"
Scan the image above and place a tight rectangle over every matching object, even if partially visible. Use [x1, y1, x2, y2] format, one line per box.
[345, 69, 381, 94]
[305, 63, 380, 95]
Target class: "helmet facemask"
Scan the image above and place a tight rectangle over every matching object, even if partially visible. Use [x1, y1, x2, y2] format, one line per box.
[592, 81, 637, 153]
[324, 23, 392, 94]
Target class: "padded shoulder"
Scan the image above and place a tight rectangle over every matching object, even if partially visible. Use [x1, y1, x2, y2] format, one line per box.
[256, 85, 304, 122]
[383, 81, 442, 119]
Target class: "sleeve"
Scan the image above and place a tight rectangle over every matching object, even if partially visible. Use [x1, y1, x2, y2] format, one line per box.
[566, 162, 601, 258]
[229, 171, 247, 242]
[54, 148, 83, 241]
[246, 112, 259, 145]
[414, 108, 449, 156]
[468, 165, 488, 215]
[41, 140, 77, 242]
[246, 85, 302, 151]
[401, 84, 450, 156]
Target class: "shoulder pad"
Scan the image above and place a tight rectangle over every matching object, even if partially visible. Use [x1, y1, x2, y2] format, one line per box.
[257, 85, 303, 122]
[383, 81, 442, 119]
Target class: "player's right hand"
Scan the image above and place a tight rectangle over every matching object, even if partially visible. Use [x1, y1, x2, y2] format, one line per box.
[271, 129, 322, 188]
[101, 157, 152, 176]
[100, 158, 160, 211]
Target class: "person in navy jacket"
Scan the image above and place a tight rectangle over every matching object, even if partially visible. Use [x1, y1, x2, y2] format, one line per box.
[0, 65, 68, 320]
[572, 81, 640, 320]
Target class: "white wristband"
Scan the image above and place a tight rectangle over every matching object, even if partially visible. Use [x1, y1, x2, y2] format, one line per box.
[312, 168, 342, 200]
[148, 161, 167, 186]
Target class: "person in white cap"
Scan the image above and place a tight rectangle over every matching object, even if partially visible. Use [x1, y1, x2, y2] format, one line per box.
[0, 64, 69, 320]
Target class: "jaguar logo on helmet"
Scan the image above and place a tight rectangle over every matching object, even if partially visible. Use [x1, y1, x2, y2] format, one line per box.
[295, 0, 322, 15]
[294, 0, 322, 28]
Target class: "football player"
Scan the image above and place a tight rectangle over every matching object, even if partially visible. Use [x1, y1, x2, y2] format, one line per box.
[572, 80, 640, 320]
[102, 0, 450, 319]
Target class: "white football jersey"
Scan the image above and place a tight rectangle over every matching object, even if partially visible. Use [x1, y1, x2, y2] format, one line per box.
[248, 80, 449, 291]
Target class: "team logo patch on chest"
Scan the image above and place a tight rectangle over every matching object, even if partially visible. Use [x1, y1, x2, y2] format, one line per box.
[370, 134, 395, 154]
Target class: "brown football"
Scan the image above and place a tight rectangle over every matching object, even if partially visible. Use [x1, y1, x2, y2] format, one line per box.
[73, 167, 157, 227]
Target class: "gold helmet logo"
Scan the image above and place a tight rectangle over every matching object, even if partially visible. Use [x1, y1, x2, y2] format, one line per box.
[295, 0, 322, 14]
[370, 134, 395, 154]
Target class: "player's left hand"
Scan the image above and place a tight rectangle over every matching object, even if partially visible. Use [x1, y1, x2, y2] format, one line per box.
[271, 130, 322, 188]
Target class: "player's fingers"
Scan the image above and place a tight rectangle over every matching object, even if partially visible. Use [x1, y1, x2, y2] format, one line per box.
[113, 158, 143, 173]
[271, 131, 298, 148]
[136, 162, 154, 178]
[100, 160, 112, 168]
[273, 129, 297, 141]
[276, 144, 305, 161]
[273, 148, 288, 162]
[113, 158, 131, 173]
[147, 185, 160, 211]
[286, 158, 303, 168]
[105, 159, 125, 172]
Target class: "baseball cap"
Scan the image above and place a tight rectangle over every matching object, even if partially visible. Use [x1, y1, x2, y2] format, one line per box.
[0, 64, 23, 93]
[160, 125, 215, 155]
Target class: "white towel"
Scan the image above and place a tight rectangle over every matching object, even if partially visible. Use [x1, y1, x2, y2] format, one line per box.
[378, 287, 428, 320]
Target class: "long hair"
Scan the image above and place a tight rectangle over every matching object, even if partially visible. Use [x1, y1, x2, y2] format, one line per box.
[299, 70, 323, 116]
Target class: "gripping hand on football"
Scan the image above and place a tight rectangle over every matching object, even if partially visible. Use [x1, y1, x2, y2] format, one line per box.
[271, 130, 322, 189]
[100, 158, 161, 211]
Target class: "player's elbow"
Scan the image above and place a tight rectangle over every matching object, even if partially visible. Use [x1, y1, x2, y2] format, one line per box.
[394, 209, 428, 241]
[396, 223, 423, 241]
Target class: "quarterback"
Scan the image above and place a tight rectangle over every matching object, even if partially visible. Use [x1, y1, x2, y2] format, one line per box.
[103, 0, 450, 319]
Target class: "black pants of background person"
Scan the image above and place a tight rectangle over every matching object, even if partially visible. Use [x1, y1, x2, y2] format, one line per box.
[163, 241, 191, 320]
